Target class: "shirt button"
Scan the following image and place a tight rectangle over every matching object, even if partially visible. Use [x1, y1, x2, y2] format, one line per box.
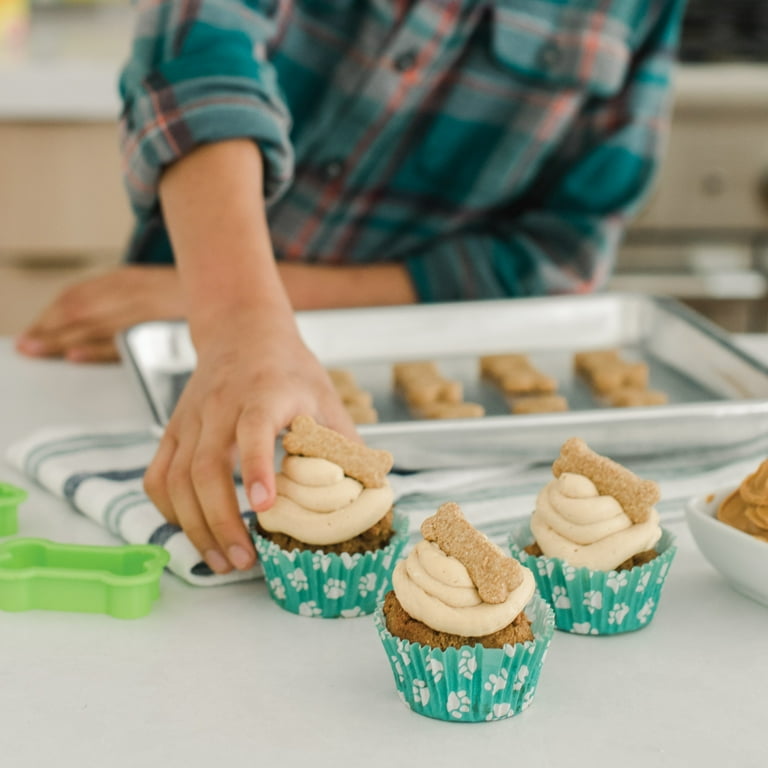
[393, 49, 418, 73]
[537, 42, 561, 70]
[321, 159, 345, 181]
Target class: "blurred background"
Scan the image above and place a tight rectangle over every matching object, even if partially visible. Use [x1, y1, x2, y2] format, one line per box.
[1, 0, 767, 335]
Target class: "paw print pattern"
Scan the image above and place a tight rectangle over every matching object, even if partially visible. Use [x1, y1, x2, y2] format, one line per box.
[608, 603, 630, 626]
[552, 585, 571, 609]
[583, 590, 603, 613]
[311, 553, 333, 573]
[512, 664, 529, 692]
[447, 691, 471, 719]
[268, 577, 286, 601]
[635, 570, 651, 592]
[411, 679, 430, 707]
[340, 607, 363, 618]
[458, 650, 478, 680]
[298, 601, 322, 617]
[637, 597, 656, 624]
[425, 657, 444, 683]
[606, 572, 629, 594]
[287, 568, 309, 592]
[484, 669, 508, 694]
[656, 562, 670, 584]
[357, 573, 377, 597]
[562, 564, 577, 582]
[322, 578, 346, 599]
[485, 703, 513, 721]
[571, 622, 598, 635]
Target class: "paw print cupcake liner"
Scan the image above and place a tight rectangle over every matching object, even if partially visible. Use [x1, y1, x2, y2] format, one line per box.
[508, 524, 676, 635]
[373, 593, 554, 722]
[252, 510, 408, 618]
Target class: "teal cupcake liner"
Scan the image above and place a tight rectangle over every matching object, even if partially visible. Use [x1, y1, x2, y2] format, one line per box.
[252, 510, 408, 618]
[374, 594, 554, 722]
[508, 523, 677, 635]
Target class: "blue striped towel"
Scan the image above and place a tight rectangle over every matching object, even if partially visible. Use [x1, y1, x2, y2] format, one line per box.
[5, 426, 764, 586]
[4, 426, 260, 587]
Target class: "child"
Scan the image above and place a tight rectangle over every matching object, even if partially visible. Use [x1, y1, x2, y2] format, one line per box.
[17, 0, 686, 573]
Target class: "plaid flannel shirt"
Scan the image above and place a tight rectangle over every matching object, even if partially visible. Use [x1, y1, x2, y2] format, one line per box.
[120, 0, 685, 301]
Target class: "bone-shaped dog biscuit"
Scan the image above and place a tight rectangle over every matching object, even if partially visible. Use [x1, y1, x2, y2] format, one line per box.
[552, 438, 660, 524]
[421, 502, 524, 604]
[282, 415, 392, 488]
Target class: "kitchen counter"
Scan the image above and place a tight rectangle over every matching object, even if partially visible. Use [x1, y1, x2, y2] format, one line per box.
[1, 335, 767, 768]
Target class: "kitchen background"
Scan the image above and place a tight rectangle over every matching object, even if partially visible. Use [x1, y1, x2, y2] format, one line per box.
[1, 0, 767, 335]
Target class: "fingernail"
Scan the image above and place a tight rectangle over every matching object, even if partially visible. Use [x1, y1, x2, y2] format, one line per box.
[17, 337, 46, 355]
[205, 550, 230, 574]
[249, 482, 269, 509]
[228, 545, 253, 570]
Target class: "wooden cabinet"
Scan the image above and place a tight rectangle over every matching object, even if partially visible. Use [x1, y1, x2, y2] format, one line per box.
[0, 121, 128, 333]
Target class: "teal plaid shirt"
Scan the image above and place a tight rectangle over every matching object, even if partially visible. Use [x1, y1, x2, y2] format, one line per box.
[120, 0, 685, 301]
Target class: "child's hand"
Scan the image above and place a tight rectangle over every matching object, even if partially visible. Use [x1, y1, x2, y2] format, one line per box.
[142, 310, 358, 574]
[15, 266, 183, 363]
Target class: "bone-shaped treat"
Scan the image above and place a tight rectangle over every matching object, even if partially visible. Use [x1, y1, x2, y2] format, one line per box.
[552, 438, 660, 524]
[282, 415, 392, 488]
[421, 502, 523, 604]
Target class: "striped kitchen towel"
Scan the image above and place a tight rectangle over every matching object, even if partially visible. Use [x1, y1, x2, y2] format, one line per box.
[5, 426, 260, 587]
[5, 426, 765, 585]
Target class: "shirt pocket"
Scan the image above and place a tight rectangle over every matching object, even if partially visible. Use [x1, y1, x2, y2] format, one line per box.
[410, 1, 634, 206]
[489, 0, 632, 98]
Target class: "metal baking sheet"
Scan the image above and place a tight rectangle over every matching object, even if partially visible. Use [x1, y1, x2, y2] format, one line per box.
[118, 293, 768, 470]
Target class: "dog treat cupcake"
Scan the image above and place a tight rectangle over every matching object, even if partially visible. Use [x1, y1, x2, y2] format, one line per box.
[717, 458, 768, 543]
[509, 438, 676, 635]
[251, 415, 408, 617]
[375, 502, 554, 722]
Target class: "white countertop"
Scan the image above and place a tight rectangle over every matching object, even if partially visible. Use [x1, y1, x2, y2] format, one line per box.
[1, 334, 767, 767]
[2, 6, 768, 121]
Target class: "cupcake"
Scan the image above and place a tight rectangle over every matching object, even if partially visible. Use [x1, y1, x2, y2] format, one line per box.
[375, 502, 554, 722]
[717, 459, 768, 543]
[251, 415, 407, 617]
[509, 437, 676, 635]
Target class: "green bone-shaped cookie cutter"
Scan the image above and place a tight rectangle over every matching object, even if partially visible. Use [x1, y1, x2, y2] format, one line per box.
[0, 538, 170, 619]
[0, 482, 27, 537]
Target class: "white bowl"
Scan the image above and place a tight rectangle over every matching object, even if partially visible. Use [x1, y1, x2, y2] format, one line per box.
[686, 487, 768, 607]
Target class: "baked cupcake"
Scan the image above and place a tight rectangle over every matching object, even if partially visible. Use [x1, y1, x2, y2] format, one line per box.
[375, 502, 554, 722]
[251, 415, 407, 618]
[509, 437, 676, 635]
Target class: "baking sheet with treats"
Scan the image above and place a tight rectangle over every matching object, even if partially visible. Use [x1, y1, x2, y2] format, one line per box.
[118, 293, 768, 470]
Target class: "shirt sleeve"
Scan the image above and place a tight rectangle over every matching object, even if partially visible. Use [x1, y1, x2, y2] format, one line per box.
[403, 0, 686, 303]
[119, 0, 293, 215]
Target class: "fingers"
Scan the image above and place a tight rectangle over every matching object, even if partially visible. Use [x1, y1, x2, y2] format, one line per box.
[145, 410, 257, 574]
[237, 407, 279, 513]
[191, 415, 256, 571]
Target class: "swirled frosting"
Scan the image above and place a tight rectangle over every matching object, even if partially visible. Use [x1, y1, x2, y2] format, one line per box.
[392, 540, 535, 636]
[258, 455, 393, 546]
[531, 472, 661, 570]
[717, 460, 768, 543]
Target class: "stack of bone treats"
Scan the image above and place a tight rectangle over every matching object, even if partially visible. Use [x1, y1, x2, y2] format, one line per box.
[393, 361, 485, 419]
[479, 354, 568, 414]
[573, 349, 667, 407]
[327, 369, 379, 424]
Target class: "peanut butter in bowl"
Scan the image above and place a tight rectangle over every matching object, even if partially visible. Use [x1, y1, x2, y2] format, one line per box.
[717, 460, 768, 544]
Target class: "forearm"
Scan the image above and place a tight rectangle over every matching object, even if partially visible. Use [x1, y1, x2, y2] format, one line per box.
[159, 139, 294, 350]
[279, 262, 417, 310]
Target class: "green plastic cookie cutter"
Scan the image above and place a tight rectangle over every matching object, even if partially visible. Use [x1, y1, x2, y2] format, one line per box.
[0, 538, 170, 619]
[0, 482, 27, 537]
